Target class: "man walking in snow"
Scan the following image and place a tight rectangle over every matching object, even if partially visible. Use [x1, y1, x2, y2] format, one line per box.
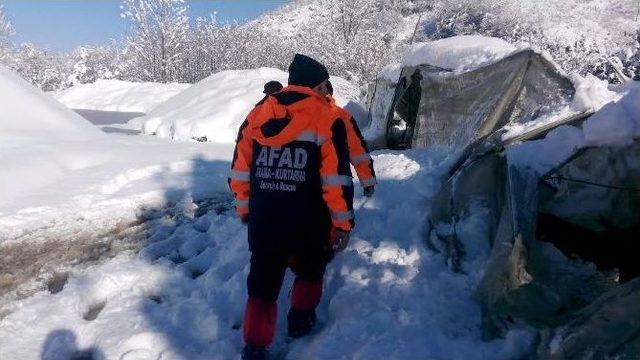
[326, 80, 377, 197]
[229, 54, 355, 360]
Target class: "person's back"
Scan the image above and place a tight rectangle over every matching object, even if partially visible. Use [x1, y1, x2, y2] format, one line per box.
[235, 85, 353, 251]
[229, 54, 355, 360]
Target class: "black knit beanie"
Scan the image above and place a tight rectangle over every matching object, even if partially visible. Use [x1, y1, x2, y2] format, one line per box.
[263, 80, 283, 94]
[288, 54, 330, 88]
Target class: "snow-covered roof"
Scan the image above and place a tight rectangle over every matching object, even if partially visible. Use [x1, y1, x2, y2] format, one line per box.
[401, 35, 517, 72]
[378, 35, 519, 81]
[54, 79, 190, 113]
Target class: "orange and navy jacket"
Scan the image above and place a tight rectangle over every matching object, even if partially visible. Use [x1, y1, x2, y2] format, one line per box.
[328, 97, 376, 189]
[229, 85, 355, 242]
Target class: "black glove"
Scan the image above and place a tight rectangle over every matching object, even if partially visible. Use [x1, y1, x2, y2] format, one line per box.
[331, 228, 351, 252]
[240, 214, 249, 225]
[363, 185, 375, 197]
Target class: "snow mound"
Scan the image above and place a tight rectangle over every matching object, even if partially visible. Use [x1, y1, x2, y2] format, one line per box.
[54, 79, 190, 113]
[0, 65, 109, 204]
[571, 74, 622, 113]
[402, 35, 517, 73]
[135, 67, 363, 143]
[0, 66, 104, 140]
[583, 84, 640, 147]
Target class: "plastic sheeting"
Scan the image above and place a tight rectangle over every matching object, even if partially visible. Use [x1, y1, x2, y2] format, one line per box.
[386, 50, 574, 150]
[428, 129, 640, 340]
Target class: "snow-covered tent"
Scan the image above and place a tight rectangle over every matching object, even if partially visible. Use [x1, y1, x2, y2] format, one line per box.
[365, 36, 575, 151]
[365, 36, 640, 356]
[425, 80, 640, 356]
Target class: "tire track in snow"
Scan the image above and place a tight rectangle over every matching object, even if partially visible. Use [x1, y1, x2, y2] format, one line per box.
[0, 217, 148, 319]
[0, 194, 235, 321]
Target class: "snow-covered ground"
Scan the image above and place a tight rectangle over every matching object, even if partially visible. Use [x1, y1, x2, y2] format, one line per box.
[132, 68, 365, 143]
[0, 65, 231, 240]
[0, 148, 535, 360]
[54, 79, 190, 113]
[0, 64, 537, 359]
[4, 48, 634, 358]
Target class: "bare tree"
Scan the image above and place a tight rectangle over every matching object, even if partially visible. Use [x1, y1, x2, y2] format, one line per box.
[0, 4, 14, 64]
[121, 0, 190, 82]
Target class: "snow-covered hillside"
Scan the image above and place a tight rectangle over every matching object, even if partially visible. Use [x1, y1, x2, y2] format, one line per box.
[134, 68, 364, 143]
[54, 79, 190, 113]
[247, 1, 312, 38]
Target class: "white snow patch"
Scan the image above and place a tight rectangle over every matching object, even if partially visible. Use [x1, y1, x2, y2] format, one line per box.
[369, 153, 421, 180]
[507, 125, 585, 174]
[54, 79, 190, 113]
[0, 65, 234, 240]
[0, 65, 104, 140]
[571, 74, 621, 113]
[583, 84, 640, 146]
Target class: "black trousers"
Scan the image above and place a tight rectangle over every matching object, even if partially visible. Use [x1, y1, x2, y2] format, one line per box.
[247, 243, 334, 301]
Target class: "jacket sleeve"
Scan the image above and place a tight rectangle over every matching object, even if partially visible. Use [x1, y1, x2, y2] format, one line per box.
[342, 110, 376, 189]
[320, 118, 355, 232]
[229, 118, 253, 217]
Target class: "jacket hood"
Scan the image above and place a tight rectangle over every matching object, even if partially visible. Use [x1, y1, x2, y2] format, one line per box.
[249, 85, 331, 146]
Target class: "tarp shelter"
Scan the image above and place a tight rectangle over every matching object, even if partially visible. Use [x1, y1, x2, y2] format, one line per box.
[365, 37, 640, 356]
[381, 49, 574, 151]
[423, 87, 640, 358]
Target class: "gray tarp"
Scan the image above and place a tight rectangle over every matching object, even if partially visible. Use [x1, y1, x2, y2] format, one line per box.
[386, 50, 574, 150]
[428, 127, 640, 342]
[371, 42, 640, 351]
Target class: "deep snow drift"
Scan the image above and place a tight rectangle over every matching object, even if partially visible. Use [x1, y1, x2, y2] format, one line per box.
[54, 79, 190, 113]
[0, 65, 232, 240]
[0, 65, 111, 207]
[133, 68, 365, 143]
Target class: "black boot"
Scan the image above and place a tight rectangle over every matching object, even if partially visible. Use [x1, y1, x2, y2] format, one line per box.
[241, 345, 268, 360]
[287, 308, 317, 338]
